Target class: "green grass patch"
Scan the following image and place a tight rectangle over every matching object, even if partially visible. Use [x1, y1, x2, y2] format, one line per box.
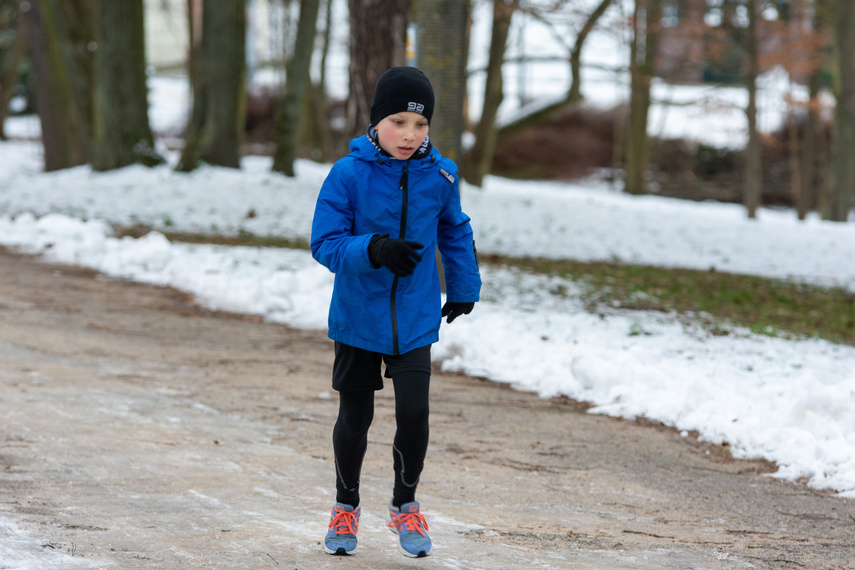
[482, 254, 855, 347]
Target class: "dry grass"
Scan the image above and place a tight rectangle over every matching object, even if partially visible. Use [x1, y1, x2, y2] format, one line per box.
[482, 254, 855, 347]
[116, 226, 855, 348]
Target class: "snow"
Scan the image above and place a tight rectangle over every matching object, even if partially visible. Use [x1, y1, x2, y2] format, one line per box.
[1, 121, 855, 501]
[2, 0, 855, 510]
[2, 10, 853, 570]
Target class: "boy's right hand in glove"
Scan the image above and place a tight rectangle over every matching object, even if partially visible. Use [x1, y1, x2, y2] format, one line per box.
[368, 234, 423, 277]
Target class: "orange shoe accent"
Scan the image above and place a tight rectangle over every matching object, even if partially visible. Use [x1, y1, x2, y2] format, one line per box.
[387, 510, 429, 536]
[329, 505, 360, 535]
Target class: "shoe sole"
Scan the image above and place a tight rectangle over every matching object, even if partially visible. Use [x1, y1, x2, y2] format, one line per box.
[324, 544, 357, 556]
[396, 543, 429, 558]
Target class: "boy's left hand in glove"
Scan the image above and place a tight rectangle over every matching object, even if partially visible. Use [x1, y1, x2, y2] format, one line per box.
[441, 302, 474, 323]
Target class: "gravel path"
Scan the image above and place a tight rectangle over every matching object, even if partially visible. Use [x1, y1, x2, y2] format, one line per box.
[0, 249, 852, 569]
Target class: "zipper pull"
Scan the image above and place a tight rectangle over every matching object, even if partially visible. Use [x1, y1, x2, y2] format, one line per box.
[399, 161, 409, 190]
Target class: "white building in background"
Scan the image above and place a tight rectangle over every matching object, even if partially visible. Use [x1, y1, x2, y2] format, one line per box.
[144, 0, 189, 72]
[143, 0, 282, 78]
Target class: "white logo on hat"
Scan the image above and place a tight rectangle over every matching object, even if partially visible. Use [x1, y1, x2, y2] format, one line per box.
[408, 102, 425, 114]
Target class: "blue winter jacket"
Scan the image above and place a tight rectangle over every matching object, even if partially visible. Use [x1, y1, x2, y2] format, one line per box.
[311, 135, 481, 355]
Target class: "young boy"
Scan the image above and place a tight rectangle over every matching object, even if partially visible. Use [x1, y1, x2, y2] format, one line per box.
[311, 66, 481, 558]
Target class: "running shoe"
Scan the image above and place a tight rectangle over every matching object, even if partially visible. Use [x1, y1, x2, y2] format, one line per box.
[385, 500, 431, 557]
[324, 503, 360, 555]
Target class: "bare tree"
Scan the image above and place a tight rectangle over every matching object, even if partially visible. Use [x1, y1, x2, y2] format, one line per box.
[742, 0, 761, 218]
[272, 0, 320, 176]
[345, 0, 411, 148]
[301, 0, 334, 164]
[411, 0, 470, 163]
[462, 0, 518, 187]
[0, 2, 28, 140]
[801, 0, 831, 219]
[27, 0, 88, 171]
[177, 0, 246, 171]
[625, 0, 662, 195]
[769, 0, 827, 220]
[828, 0, 855, 221]
[568, 0, 613, 103]
[700, 0, 826, 217]
[187, 0, 199, 89]
[91, 0, 162, 170]
[496, 0, 614, 145]
[60, 0, 96, 146]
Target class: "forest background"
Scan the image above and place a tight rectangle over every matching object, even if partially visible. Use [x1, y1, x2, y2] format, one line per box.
[1, 0, 854, 223]
[1, 0, 854, 351]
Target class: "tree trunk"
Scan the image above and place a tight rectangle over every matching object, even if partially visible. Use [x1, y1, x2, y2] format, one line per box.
[91, 0, 162, 171]
[742, 0, 761, 218]
[569, 0, 612, 103]
[59, 0, 96, 147]
[828, 0, 855, 221]
[27, 0, 88, 171]
[462, 0, 517, 187]
[187, 0, 199, 89]
[813, 0, 833, 217]
[272, 0, 320, 176]
[300, 0, 334, 164]
[0, 9, 28, 140]
[345, 0, 411, 150]
[177, 0, 246, 172]
[625, 0, 661, 196]
[786, 95, 802, 219]
[799, 46, 824, 219]
[411, 0, 470, 164]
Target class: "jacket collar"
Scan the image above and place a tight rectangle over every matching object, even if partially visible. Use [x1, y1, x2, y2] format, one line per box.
[366, 125, 433, 160]
[350, 127, 438, 168]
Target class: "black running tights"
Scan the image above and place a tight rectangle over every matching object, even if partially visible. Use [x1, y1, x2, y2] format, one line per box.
[333, 370, 430, 508]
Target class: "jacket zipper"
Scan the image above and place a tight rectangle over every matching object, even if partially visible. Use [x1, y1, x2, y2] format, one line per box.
[390, 161, 409, 356]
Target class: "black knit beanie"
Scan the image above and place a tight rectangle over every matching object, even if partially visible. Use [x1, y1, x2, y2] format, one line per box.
[369, 66, 435, 126]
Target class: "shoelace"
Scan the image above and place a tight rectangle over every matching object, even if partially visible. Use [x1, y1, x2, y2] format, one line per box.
[329, 507, 359, 535]
[388, 511, 429, 536]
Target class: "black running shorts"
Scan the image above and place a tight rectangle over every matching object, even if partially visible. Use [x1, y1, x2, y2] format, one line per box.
[332, 342, 432, 392]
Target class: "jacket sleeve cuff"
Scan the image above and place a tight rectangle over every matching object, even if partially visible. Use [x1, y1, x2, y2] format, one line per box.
[352, 233, 376, 273]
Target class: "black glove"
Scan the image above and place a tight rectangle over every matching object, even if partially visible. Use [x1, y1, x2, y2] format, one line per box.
[368, 235, 423, 277]
[441, 301, 474, 323]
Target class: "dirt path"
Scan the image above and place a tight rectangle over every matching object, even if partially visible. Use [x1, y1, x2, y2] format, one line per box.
[0, 249, 852, 569]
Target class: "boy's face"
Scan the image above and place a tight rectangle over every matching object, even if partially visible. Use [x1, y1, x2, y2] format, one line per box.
[375, 112, 429, 160]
